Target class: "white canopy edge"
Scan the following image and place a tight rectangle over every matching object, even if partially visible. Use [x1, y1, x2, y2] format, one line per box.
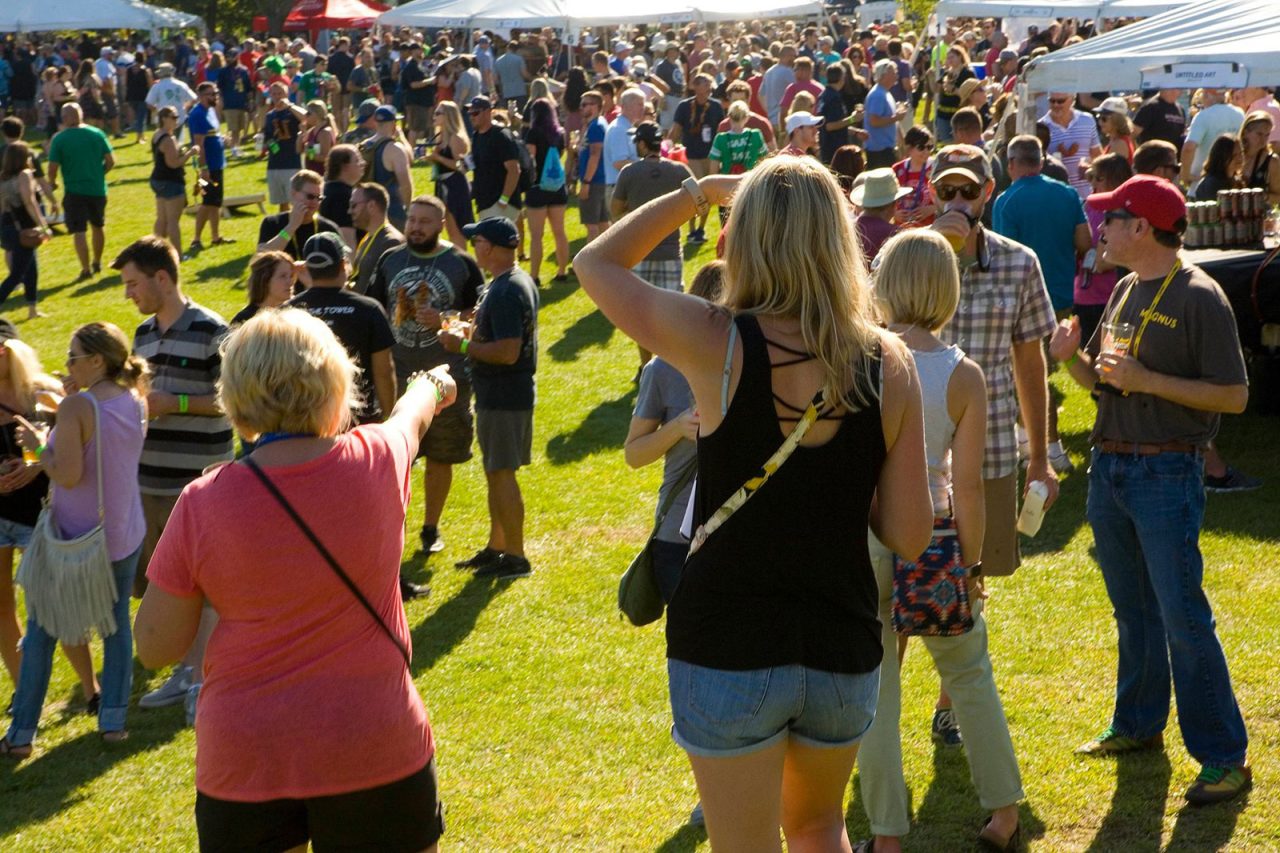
[379, 0, 824, 29]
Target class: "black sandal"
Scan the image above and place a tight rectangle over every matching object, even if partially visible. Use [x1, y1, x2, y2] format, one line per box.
[0, 736, 32, 760]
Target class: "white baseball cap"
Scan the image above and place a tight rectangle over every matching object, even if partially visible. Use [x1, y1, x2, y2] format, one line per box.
[785, 111, 823, 136]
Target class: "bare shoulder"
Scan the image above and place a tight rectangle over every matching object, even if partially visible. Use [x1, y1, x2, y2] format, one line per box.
[877, 330, 917, 398]
[947, 355, 987, 418]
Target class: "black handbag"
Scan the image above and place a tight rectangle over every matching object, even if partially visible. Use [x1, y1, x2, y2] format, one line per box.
[617, 461, 696, 627]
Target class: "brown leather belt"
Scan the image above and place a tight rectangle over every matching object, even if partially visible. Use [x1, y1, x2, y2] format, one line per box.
[1097, 439, 1198, 456]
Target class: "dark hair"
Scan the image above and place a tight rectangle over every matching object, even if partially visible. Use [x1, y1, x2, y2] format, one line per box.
[75, 58, 95, 88]
[247, 250, 294, 306]
[903, 124, 933, 151]
[354, 181, 389, 212]
[528, 97, 562, 142]
[1152, 226, 1184, 248]
[0, 116, 23, 141]
[825, 63, 844, 85]
[1202, 133, 1242, 183]
[1034, 121, 1052, 150]
[325, 143, 359, 180]
[1133, 139, 1178, 176]
[950, 106, 982, 135]
[1087, 152, 1133, 189]
[0, 141, 32, 181]
[689, 260, 725, 302]
[111, 236, 180, 284]
[564, 67, 588, 111]
[829, 144, 866, 193]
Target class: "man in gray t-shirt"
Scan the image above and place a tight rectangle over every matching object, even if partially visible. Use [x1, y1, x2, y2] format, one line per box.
[611, 121, 694, 370]
[493, 41, 530, 111]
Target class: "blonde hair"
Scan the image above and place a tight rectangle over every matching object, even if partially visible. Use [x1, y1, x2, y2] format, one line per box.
[219, 308, 359, 439]
[528, 77, 553, 104]
[73, 323, 150, 394]
[306, 99, 335, 131]
[872, 230, 960, 332]
[788, 91, 816, 116]
[2, 339, 60, 413]
[727, 100, 750, 123]
[435, 101, 470, 156]
[723, 157, 880, 409]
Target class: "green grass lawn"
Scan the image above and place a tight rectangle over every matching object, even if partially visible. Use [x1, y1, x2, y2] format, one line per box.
[1, 136, 1277, 851]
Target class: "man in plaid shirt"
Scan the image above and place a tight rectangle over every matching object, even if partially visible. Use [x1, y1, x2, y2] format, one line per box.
[932, 144, 1060, 577]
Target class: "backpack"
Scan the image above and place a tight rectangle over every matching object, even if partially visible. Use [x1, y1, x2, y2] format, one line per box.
[538, 145, 566, 192]
[506, 127, 537, 192]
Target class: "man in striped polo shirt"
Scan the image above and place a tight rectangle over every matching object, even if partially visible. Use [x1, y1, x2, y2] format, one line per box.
[114, 236, 234, 716]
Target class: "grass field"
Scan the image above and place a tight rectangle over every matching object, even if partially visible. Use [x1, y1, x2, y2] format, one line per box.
[0, 134, 1277, 851]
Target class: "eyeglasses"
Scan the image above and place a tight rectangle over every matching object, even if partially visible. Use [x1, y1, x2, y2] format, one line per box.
[935, 183, 983, 201]
[300, 191, 322, 201]
[66, 352, 90, 364]
[1103, 210, 1136, 224]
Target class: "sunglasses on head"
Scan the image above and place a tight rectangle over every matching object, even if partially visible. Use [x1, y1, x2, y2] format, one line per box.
[935, 183, 983, 201]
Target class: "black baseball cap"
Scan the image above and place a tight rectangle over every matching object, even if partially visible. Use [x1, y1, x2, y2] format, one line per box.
[0, 318, 17, 344]
[302, 232, 349, 275]
[630, 121, 663, 148]
[469, 96, 493, 112]
[463, 217, 519, 249]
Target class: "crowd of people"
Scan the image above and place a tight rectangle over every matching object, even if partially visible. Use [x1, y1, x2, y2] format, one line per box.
[0, 10, 1269, 850]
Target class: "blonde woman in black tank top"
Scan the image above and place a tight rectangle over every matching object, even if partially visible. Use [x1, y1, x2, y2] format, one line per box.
[578, 157, 932, 850]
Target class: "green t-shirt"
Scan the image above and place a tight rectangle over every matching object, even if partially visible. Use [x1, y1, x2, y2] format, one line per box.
[297, 70, 332, 103]
[48, 126, 112, 197]
[708, 128, 766, 175]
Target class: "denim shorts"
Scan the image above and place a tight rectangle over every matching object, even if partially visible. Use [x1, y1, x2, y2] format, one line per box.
[150, 178, 187, 200]
[0, 517, 34, 549]
[668, 659, 879, 757]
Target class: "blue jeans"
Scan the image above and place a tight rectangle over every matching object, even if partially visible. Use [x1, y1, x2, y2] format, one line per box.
[7, 546, 142, 744]
[1086, 449, 1248, 767]
[0, 215, 38, 306]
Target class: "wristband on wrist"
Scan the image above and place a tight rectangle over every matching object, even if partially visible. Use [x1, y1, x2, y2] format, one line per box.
[35, 444, 47, 460]
[459, 338, 469, 355]
[278, 228, 291, 241]
[1064, 352, 1079, 368]
[499, 194, 510, 206]
[178, 394, 189, 414]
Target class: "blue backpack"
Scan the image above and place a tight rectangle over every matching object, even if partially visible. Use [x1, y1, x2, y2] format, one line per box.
[538, 145, 566, 192]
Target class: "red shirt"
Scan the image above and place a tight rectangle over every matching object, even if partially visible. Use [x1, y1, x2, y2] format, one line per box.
[779, 79, 823, 117]
[747, 75, 768, 118]
[239, 50, 262, 85]
[149, 422, 433, 801]
[892, 158, 937, 227]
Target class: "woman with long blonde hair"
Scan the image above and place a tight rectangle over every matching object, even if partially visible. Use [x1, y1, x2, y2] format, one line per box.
[576, 158, 931, 850]
[299, 99, 337, 175]
[428, 100, 474, 246]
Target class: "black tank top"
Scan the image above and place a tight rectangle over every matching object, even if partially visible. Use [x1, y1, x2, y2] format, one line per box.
[666, 314, 887, 674]
[151, 132, 185, 184]
[125, 65, 149, 101]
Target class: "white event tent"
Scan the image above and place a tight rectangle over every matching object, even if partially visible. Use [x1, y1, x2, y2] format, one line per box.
[378, 0, 824, 30]
[933, 0, 1197, 18]
[0, 0, 202, 32]
[1022, 0, 1280, 93]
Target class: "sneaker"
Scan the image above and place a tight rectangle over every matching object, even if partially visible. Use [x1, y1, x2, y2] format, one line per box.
[1075, 725, 1163, 756]
[686, 228, 705, 245]
[931, 707, 963, 748]
[1185, 765, 1252, 806]
[419, 525, 445, 554]
[1048, 442, 1075, 474]
[1204, 467, 1263, 494]
[689, 801, 705, 827]
[400, 577, 430, 600]
[184, 683, 201, 727]
[139, 665, 193, 709]
[455, 547, 501, 570]
[475, 553, 532, 579]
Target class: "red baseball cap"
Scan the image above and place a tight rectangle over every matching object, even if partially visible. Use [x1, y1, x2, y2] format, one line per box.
[1086, 174, 1186, 233]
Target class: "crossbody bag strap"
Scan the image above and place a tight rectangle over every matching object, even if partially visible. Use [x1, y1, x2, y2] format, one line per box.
[651, 459, 697, 535]
[242, 457, 411, 671]
[687, 390, 824, 556]
[720, 320, 739, 417]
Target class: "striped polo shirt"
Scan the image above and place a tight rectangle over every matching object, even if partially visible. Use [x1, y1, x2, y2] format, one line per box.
[134, 302, 235, 496]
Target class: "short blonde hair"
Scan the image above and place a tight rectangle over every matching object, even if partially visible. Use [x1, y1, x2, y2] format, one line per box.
[727, 100, 750, 123]
[219, 308, 359, 439]
[872, 230, 960, 331]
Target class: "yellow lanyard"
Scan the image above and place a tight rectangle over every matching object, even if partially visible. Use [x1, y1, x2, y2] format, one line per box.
[1108, 258, 1181, 359]
[350, 223, 385, 277]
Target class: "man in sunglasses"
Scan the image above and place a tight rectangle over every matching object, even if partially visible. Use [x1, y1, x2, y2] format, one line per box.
[931, 143, 1059, 583]
[1049, 175, 1251, 806]
[469, 96, 522, 223]
[256, 170, 343, 284]
[1041, 91, 1103, 199]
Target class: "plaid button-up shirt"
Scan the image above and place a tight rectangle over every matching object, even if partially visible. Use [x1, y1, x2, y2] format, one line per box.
[940, 228, 1057, 480]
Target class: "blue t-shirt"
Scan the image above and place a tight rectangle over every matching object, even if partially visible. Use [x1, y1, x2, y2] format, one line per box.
[187, 104, 226, 171]
[864, 85, 897, 153]
[216, 65, 251, 111]
[579, 116, 607, 184]
[992, 174, 1087, 311]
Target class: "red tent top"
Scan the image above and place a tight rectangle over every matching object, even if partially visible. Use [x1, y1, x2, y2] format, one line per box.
[283, 0, 390, 31]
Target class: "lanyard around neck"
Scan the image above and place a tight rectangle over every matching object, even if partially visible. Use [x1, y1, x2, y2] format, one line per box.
[351, 222, 386, 273]
[1110, 258, 1181, 359]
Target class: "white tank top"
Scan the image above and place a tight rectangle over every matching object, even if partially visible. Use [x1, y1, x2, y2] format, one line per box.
[910, 344, 965, 517]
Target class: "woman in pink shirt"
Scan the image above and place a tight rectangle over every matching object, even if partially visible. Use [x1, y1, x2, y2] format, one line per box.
[1075, 154, 1133, 346]
[135, 309, 457, 852]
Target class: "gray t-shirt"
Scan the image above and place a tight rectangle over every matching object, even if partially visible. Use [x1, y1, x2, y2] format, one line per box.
[634, 357, 696, 543]
[613, 157, 694, 262]
[494, 51, 528, 99]
[1087, 263, 1247, 446]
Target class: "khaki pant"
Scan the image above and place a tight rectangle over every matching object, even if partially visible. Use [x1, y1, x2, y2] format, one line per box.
[135, 492, 179, 598]
[855, 533, 1025, 837]
[982, 473, 1021, 577]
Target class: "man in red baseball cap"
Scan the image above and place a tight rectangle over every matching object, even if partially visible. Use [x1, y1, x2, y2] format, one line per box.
[1050, 173, 1252, 805]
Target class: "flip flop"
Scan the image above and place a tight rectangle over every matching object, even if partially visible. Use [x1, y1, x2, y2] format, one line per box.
[210, 237, 236, 245]
[0, 736, 32, 761]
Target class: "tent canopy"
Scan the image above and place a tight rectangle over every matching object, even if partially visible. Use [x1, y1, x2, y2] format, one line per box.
[1023, 0, 1280, 93]
[284, 0, 389, 31]
[934, 0, 1197, 18]
[1, 0, 200, 32]
[378, 0, 824, 30]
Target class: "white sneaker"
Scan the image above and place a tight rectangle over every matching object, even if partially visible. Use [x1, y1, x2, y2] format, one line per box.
[1048, 441, 1075, 473]
[139, 665, 192, 709]
[184, 682, 201, 727]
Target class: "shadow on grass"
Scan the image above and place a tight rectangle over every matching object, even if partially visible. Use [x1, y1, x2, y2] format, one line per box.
[653, 821, 707, 852]
[548, 307, 614, 362]
[1085, 751, 1171, 853]
[0, 715, 186, 837]
[1166, 792, 1248, 852]
[192, 254, 251, 285]
[408, 561, 511, 676]
[545, 388, 636, 465]
[1021, 420, 1091, 559]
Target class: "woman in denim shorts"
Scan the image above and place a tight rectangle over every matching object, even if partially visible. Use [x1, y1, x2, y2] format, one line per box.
[578, 157, 933, 848]
[149, 106, 194, 251]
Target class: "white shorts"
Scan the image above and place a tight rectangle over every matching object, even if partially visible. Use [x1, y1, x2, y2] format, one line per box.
[267, 169, 297, 205]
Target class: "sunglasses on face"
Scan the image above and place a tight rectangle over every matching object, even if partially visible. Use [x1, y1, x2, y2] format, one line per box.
[1049, 97, 1071, 105]
[1104, 210, 1136, 224]
[935, 183, 982, 201]
[300, 191, 322, 201]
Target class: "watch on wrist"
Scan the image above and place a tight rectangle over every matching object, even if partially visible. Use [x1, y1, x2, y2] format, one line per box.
[682, 177, 709, 218]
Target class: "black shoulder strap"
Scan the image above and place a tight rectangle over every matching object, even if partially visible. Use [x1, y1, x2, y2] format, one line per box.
[243, 456, 411, 671]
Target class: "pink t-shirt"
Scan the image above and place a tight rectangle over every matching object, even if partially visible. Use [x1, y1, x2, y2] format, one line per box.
[1074, 206, 1118, 306]
[779, 79, 823, 117]
[148, 422, 432, 801]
